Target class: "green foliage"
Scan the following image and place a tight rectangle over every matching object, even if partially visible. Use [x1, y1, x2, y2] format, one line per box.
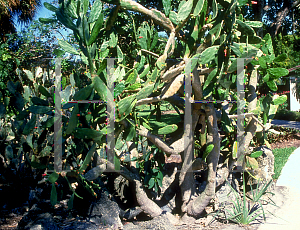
[202, 144, 214, 162]
[162, 0, 171, 17]
[142, 149, 164, 193]
[249, 151, 263, 158]
[157, 124, 178, 135]
[274, 109, 300, 121]
[51, 183, 58, 206]
[273, 34, 300, 100]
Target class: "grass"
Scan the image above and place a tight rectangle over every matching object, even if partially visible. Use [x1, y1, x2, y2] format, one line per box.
[272, 146, 297, 180]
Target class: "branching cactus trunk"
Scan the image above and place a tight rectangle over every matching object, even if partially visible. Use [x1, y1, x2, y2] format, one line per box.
[186, 103, 220, 217]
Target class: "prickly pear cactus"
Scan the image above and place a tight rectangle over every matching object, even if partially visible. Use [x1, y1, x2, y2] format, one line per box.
[1, 0, 287, 219]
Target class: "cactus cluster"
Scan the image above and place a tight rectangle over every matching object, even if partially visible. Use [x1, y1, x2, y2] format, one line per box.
[0, 0, 289, 220]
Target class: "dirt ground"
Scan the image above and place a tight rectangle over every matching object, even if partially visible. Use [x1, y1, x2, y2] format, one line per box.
[269, 132, 300, 149]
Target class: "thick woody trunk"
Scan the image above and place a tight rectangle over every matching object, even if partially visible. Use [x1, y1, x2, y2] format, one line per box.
[242, 67, 258, 154]
[186, 104, 220, 217]
[178, 64, 204, 213]
[104, 161, 165, 218]
[253, 0, 264, 37]
[134, 180, 163, 217]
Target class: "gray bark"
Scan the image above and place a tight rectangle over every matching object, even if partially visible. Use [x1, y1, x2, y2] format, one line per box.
[186, 104, 220, 217]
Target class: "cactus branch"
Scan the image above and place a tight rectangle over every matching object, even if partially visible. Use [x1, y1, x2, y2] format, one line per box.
[136, 94, 185, 109]
[197, 68, 214, 75]
[141, 49, 160, 58]
[119, 0, 174, 32]
[137, 107, 202, 157]
[161, 64, 185, 82]
[136, 73, 184, 106]
[161, 74, 184, 98]
[247, 67, 258, 113]
[137, 125, 177, 156]
[164, 30, 176, 57]
[192, 67, 203, 100]
[136, 95, 163, 107]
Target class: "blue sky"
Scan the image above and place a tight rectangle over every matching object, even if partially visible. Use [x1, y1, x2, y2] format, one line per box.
[14, 0, 55, 32]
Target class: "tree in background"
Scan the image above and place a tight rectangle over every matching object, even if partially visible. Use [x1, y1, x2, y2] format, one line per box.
[0, 18, 62, 117]
[0, 0, 41, 40]
[243, 0, 300, 101]
[265, 0, 300, 36]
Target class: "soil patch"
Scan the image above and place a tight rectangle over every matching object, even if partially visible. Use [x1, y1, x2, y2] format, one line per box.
[269, 133, 300, 149]
[269, 126, 300, 149]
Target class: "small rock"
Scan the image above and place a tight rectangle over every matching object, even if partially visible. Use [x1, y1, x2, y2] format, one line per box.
[88, 191, 123, 228]
[18, 212, 59, 230]
[30, 224, 42, 230]
[248, 146, 275, 198]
